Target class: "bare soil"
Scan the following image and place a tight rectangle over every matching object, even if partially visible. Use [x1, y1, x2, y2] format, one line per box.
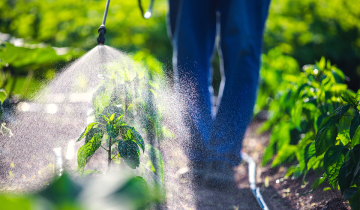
[242, 120, 351, 210]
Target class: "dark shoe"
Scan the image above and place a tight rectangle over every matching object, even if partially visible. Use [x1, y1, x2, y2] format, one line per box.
[204, 161, 236, 190]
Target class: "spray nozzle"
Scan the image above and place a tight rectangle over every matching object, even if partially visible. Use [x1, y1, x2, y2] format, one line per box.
[97, 25, 106, 45]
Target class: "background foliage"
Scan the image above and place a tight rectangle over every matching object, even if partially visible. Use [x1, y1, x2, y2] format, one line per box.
[1, 0, 359, 100]
[264, 0, 360, 90]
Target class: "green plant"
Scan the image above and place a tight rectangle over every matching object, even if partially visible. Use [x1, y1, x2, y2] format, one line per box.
[260, 57, 360, 209]
[0, 41, 79, 100]
[314, 90, 360, 209]
[255, 48, 299, 116]
[76, 105, 145, 174]
[261, 57, 346, 171]
[76, 52, 168, 198]
[0, 172, 154, 210]
[264, 0, 360, 90]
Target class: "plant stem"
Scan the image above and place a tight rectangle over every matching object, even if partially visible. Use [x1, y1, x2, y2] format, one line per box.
[108, 137, 112, 170]
[101, 145, 108, 152]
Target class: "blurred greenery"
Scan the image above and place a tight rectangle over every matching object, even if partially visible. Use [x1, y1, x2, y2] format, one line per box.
[0, 0, 171, 61]
[264, 0, 360, 90]
[0, 173, 158, 210]
[0, 42, 81, 99]
[1, 0, 360, 100]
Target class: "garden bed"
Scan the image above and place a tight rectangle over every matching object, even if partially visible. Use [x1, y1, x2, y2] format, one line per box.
[242, 120, 351, 210]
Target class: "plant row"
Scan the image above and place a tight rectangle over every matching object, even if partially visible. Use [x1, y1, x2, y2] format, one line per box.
[259, 56, 360, 209]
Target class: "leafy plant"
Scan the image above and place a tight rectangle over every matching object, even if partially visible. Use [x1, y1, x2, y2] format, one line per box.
[76, 104, 145, 175]
[0, 172, 155, 210]
[261, 57, 360, 209]
[76, 52, 168, 203]
[315, 90, 360, 209]
[255, 48, 299, 116]
[261, 57, 346, 171]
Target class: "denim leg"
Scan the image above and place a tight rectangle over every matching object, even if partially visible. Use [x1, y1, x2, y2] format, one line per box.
[170, 0, 217, 162]
[208, 0, 271, 165]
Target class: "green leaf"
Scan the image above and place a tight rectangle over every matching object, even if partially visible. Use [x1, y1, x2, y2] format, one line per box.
[115, 114, 124, 122]
[307, 154, 324, 171]
[352, 125, 360, 147]
[291, 102, 303, 130]
[338, 162, 348, 193]
[0, 89, 6, 103]
[333, 104, 350, 122]
[77, 133, 103, 172]
[130, 127, 145, 152]
[99, 106, 124, 124]
[315, 116, 337, 156]
[350, 115, 360, 140]
[312, 175, 326, 191]
[344, 187, 358, 199]
[318, 57, 326, 70]
[350, 188, 360, 210]
[304, 142, 316, 170]
[77, 122, 99, 142]
[102, 115, 110, 123]
[296, 83, 311, 96]
[85, 128, 103, 144]
[271, 145, 297, 167]
[342, 91, 357, 108]
[119, 125, 132, 140]
[338, 145, 360, 193]
[323, 145, 347, 188]
[284, 165, 297, 178]
[262, 144, 274, 166]
[106, 123, 119, 138]
[147, 145, 165, 184]
[38, 173, 82, 204]
[110, 176, 150, 208]
[109, 113, 115, 121]
[338, 115, 352, 145]
[118, 140, 140, 169]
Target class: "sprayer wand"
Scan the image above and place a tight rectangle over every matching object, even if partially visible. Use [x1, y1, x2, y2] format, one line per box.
[97, 0, 155, 45]
[97, 0, 110, 45]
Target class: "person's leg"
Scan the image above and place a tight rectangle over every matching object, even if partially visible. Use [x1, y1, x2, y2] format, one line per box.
[170, 0, 217, 162]
[208, 0, 271, 165]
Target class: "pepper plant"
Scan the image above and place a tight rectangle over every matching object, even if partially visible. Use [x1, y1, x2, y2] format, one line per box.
[76, 52, 167, 195]
[313, 90, 360, 209]
[260, 57, 360, 209]
[76, 105, 145, 174]
[261, 57, 347, 172]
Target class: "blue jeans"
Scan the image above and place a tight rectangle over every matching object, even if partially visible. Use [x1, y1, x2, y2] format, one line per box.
[168, 0, 270, 166]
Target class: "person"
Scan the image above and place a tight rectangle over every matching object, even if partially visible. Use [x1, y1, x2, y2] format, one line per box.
[167, 0, 271, 189]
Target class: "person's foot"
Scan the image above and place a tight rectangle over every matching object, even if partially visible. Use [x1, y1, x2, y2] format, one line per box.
[204, 160, 236, 190]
